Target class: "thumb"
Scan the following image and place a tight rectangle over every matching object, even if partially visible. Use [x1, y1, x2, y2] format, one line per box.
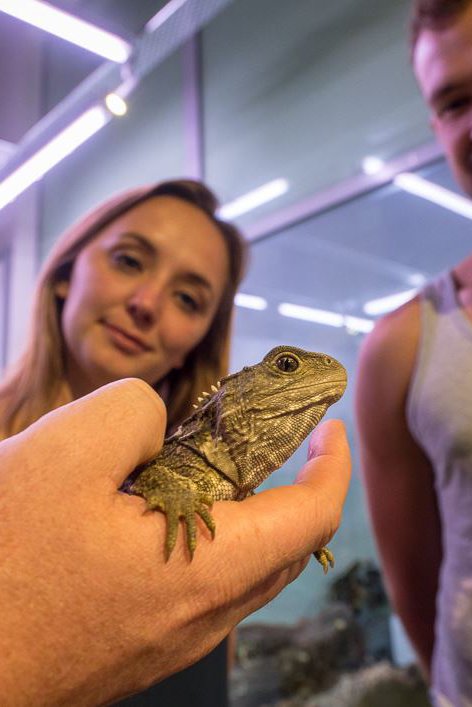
[11, 379, 167, 488]
[301, 418, 351, 488]
[206, 418, 351, 589]
[295, 418, 351, 544]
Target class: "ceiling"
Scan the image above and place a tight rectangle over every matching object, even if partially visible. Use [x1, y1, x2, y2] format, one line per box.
[0, 0, 468, 322]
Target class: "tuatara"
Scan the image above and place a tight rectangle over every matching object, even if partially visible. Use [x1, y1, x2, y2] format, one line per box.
[123, 345, 347, 571]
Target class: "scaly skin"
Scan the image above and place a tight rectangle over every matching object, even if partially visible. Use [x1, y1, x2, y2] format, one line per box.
[123, 346, 347, 570]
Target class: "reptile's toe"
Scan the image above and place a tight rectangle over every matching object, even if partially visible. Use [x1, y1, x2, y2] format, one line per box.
[184, 495, 215, 558]
[144, 494, 180, 560]
[314, 547, 335, 574]
[195, 499, 215, 539]
[185, 511, 197, 559]
[164, 506, 180, 560]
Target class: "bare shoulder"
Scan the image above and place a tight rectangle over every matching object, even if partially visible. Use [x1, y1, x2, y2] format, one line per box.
[355, 296, 422, 450]
[358, 296, 420, 385]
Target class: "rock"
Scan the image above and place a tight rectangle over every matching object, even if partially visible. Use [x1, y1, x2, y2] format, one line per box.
[275, 662, 430, 707]
[230, 562, 429, 706]
[277, 603, 364, 696]
[236, 623, 295, 665]
[329, 561, 392, 664]
[329, 561, 388, 613]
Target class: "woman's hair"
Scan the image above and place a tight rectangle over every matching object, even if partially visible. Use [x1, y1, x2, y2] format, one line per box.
[0, 179, 248, 437]
[410, 0, 472, 55]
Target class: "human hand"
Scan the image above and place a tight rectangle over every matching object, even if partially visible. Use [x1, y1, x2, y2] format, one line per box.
[0, 379, 350, 706]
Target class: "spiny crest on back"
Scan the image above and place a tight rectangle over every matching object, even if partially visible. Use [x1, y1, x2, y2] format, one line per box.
[191, 380, 222, 410]
[169, 378, 224, 440]
[171, 361, 259, 440]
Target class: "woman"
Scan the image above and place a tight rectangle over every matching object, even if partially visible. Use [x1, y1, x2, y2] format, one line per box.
[0, 178, 247, 706]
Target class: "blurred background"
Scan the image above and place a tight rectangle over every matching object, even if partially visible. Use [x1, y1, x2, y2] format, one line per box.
[1, 1, 467, 704]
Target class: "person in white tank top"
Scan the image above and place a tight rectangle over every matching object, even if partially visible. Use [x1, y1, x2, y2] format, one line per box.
[356, 3, 472, 705]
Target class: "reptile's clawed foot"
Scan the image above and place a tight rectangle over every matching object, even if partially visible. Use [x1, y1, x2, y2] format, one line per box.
[144, 483, 215, 560]
[313, 547, 335, 574]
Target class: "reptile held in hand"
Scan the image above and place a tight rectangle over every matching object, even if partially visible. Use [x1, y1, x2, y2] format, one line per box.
[123, 346, 347, 571]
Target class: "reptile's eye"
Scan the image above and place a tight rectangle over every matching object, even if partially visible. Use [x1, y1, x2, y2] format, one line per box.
[275, 354, 299, 373]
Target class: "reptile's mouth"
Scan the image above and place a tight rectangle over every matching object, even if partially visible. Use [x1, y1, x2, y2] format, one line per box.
[314, 376, 347, 390]
[313, 378, 347, 403]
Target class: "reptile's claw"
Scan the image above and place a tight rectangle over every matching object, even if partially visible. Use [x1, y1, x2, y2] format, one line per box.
[313, 547, 335, 574]
[196, 503, 216, 539]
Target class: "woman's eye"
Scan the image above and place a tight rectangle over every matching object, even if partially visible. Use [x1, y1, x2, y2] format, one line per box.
[112, 252, 143, 271]
[177, 291, 200, 313]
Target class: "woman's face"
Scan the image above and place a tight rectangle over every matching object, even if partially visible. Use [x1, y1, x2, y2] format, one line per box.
[56, 196, 230, 396]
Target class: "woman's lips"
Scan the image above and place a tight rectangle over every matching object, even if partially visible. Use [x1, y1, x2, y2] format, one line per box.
[102, 321, 152, 354]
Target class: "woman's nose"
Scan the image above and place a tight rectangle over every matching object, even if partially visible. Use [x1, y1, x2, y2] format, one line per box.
[127, 285, 163, 327]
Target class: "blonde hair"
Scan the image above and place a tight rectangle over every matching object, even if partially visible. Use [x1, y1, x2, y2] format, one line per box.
[0, 179, 248, 437]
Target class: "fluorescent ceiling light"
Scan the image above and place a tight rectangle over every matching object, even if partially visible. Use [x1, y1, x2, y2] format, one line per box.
[408, 272, 427, 287]
[145, 0, 187, 33]
[234, 293, 268, 310]
[218, 179, 289, 220]
[278, 303, 374, 333]
[0, 106, 109, 211]
[105, 93, 128, 117]
[279, 303, 344, 327]
[344, 315, 374, 334]
[394, 172, 472, 220]
[362, 156, 385, 175]
[0, 0, 131, 63]
[363, 288, 417, 316]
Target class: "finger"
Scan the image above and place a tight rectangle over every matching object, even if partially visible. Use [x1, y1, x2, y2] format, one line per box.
[252, 419, 350, 554]
[14, 379, 167, 487]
